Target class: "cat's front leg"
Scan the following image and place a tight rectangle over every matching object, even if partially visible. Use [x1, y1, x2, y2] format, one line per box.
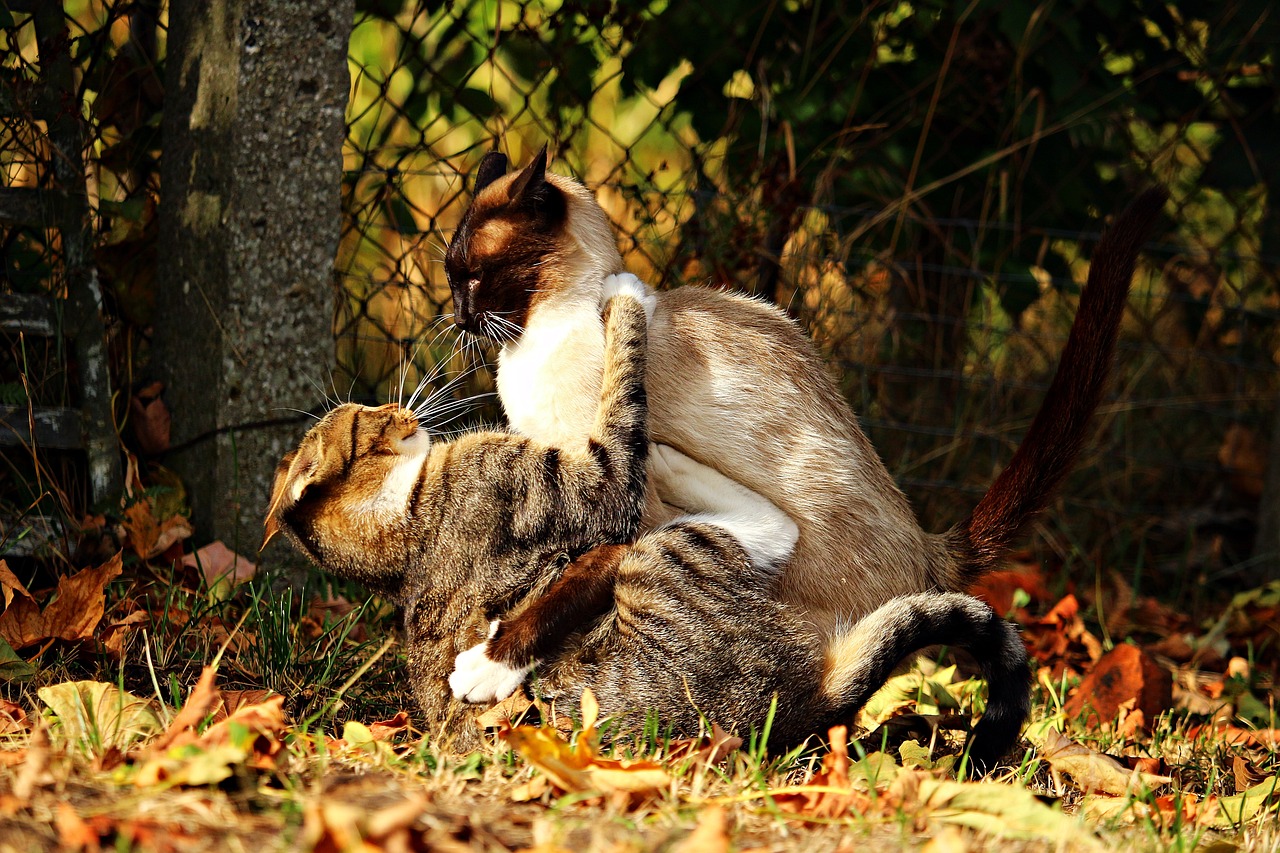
[449, 543, 627, 704]
[650, 443, 799, 571]
[449, 620, 533, 704]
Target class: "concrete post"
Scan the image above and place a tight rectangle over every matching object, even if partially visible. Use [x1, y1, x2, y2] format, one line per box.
[155, 0, 352, 556]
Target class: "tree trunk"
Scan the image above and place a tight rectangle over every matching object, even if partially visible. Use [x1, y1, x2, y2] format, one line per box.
[154, 0, 352, 556]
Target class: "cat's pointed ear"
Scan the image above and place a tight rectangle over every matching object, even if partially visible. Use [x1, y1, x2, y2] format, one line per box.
[508, 143, 550, 201]
[508, 144, 564, 220]
[474, 150, 508, 195]
[262, 447, 310, 551]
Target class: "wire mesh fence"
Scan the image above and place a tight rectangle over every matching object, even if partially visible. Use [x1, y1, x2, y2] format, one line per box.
[2, 1, 1277, 587]
[338, 0, 1280, 586]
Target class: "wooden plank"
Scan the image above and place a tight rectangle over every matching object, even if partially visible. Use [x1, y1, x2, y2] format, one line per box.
[0, 292, 57, 335]
[0, 405, 82, 450]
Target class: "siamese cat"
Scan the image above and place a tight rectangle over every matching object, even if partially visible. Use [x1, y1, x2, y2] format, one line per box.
[264, 285, 1029, 769]
[443, 145, 1164, 647]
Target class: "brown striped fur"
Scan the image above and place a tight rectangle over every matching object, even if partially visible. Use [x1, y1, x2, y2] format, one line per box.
[445, 147, 1166, 638]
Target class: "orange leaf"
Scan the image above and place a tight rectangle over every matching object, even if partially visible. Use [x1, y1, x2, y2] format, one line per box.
[0, 699, 28, 735]
[502, 724, 670, 796]
[774, 726, 871, 819]
[367, 711, 411, 741]
[41, 553, 124, 643]
[150, 666, 222, 753]
[0, 560, 31, 608]
[0, 553, 123, 649]
[667, 722, 743, 765]
[122, 501, 192, 560]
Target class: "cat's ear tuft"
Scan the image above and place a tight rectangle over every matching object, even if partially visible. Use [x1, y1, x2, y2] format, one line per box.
[474, 150, 508, 195]
[508, 144, 564, 221]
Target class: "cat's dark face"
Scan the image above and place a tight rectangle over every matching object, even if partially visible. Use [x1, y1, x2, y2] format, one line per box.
[444, 146, 569, 341]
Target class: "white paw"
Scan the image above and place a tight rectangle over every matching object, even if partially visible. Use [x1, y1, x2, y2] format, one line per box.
[601, 273, 657, 323]
[449, 642, 533, 704]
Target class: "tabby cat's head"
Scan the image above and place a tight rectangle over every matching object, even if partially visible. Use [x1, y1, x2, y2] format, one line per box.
[262, 403, 431, 592]
[444, 144, 622, 341]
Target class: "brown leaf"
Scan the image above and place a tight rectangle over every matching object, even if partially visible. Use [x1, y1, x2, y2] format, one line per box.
[182, 541, 257, 590]
[151, 666, 221, 753]
[0, 560, 31, 608]
[667, 722, 743, 765]
[774, 726, 872, 819]
[100, 611, 149, 657]
[1041, 728, 1171, 795]
[0, 553, 123, 649]
[968, 560, 1048, 617]
[122, 501, 192, 561]
[196, 694, 287, 765]
[42, 553, 125, 643]
[502, 724, 671, 797]
[56, 802, 99, 852]
[0, 699, 28, 735]
[367, 711, 411, 741]
[216, 689, 272, 720]
[12, 722, 49, 804]
[1065, 644, 1172, 728]
[476, 692, 536, 728]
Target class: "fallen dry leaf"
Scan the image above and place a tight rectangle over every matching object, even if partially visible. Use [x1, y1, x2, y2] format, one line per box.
[0, 553, 124, 650]
[129, 381, 170, 455]
[0, 560, 30, 608]
[182, 540, 256, 591]
[55, 802, 99, 851]
[100, 610, 149, 657]
[12, 722, 49, 804]
[476, 692, 536, 728]
[1040, 728, 1171, 795]
[367, 711, 411, 741]
[149, 665, 221, 753]
[122, 500, 193, 560]
[667, 722, 743, 765]
[0, 699, 28, 735]
[135, 694, 287, 786]
[502, 724, 671, 798]
[38, 680, 162, 753]
[774, 726, 870, 819]
[1065, 644, 1172, 728]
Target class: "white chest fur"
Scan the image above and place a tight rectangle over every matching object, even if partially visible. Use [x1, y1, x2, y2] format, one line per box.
[498, 303, 606, 449]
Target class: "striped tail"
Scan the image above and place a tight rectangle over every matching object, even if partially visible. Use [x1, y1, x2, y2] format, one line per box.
[819, 592, 1031, 774]
[940, 188, 1168, 587]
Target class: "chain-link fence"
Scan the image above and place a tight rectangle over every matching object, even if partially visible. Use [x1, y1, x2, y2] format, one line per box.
[339, 0, 1280, 588]
[2, 1, 1277, 589]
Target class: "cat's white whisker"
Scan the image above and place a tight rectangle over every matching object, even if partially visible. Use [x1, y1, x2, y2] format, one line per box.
[273, 406, 321, 421]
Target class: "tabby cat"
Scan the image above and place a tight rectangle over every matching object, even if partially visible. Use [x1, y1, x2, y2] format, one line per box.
[264, 284, 1029, 769]
[444, 145, 1165, 642]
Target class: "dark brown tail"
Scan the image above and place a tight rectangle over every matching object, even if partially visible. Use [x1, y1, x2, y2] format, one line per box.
[942, 188, 1168, 586]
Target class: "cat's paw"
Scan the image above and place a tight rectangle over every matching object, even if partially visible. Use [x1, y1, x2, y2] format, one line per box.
[449, 643, 533, 704]
[601, 273, 657, 323]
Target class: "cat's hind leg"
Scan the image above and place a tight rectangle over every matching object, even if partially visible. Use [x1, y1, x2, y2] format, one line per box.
[649, 443, 798, 571]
